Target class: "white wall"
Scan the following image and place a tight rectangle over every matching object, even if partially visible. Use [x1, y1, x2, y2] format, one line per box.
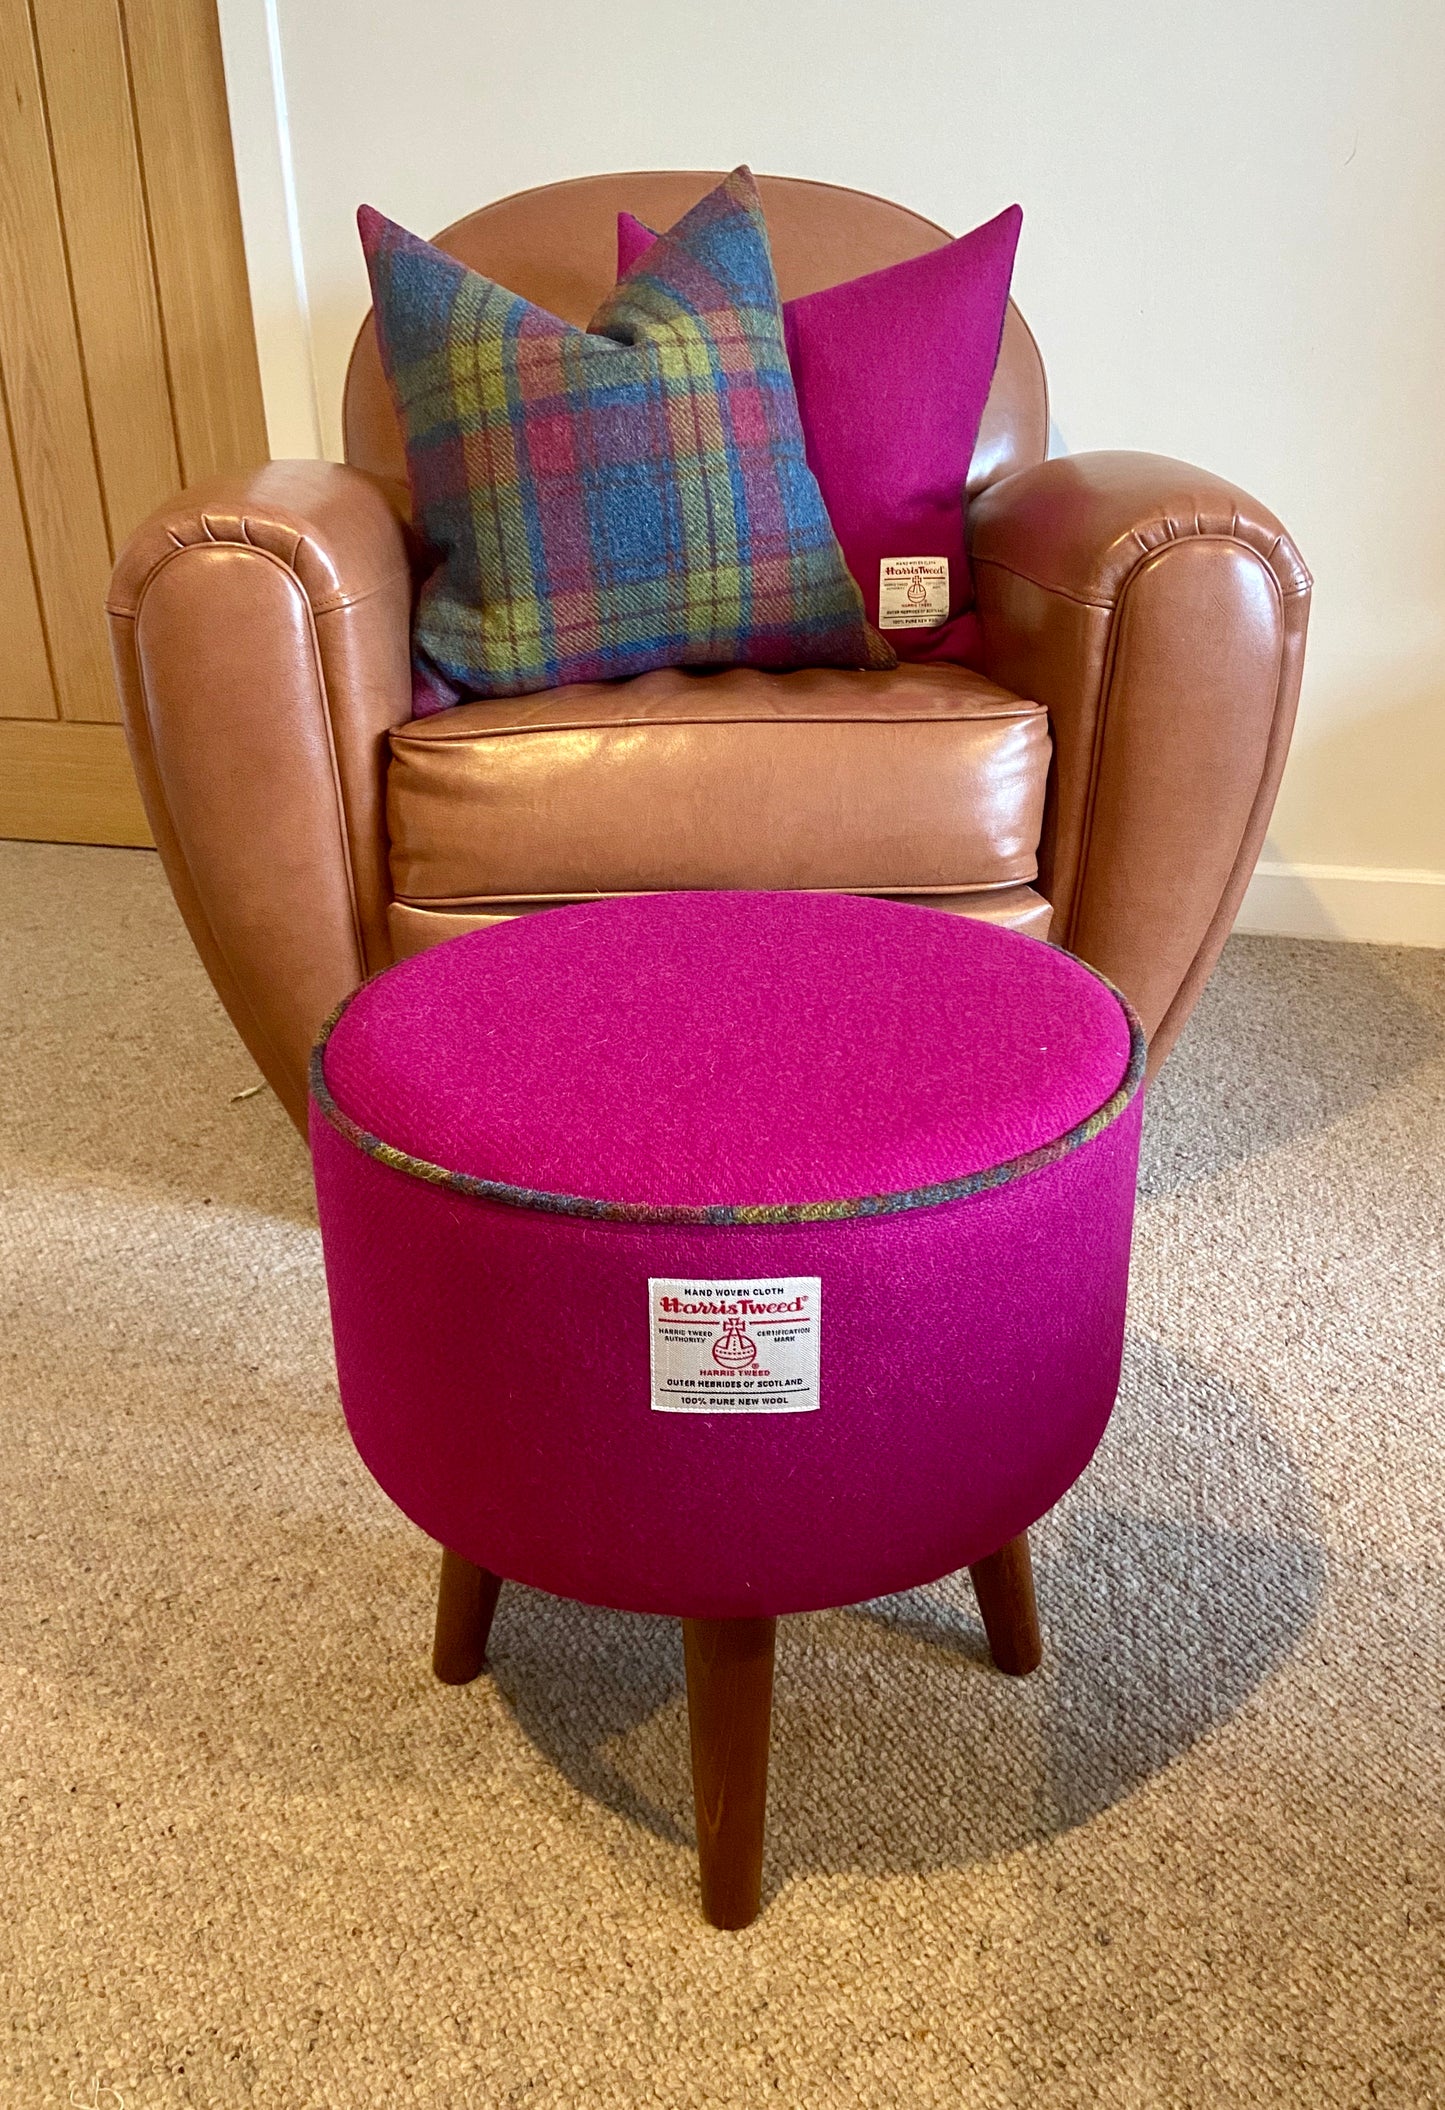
[218, 0, 1445, 943]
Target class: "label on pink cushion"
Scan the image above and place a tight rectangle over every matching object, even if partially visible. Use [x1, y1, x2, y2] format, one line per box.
[879, 557, 949, 628]
[648, 1278, 821, 1414]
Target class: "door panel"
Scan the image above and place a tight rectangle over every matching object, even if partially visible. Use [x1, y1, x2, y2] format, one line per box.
[123, 0, 267, 486]
[31, 0, 182, 540]
[0, 416, 55, 721]
[0, 0, 267, 841]
[0, 721, 149, 845]
[0, 0, 117, 724]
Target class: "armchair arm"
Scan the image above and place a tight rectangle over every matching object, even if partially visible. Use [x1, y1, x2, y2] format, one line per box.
[969, 451, 1310, 1069]
[108, 460, 413, 1131]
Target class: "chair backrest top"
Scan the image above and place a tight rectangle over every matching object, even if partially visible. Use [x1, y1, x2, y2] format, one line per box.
[343, 170, 1047, 509]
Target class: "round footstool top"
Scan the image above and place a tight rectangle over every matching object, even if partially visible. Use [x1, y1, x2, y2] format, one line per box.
[313, 891, 1141, 1222]
[311, 891, 1145, 1618]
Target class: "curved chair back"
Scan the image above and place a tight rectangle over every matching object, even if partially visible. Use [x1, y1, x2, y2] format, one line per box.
[343, 171, 1047, 509]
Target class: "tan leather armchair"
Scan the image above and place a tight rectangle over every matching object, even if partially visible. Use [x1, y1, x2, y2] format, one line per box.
[108, 172, 1311, 1135]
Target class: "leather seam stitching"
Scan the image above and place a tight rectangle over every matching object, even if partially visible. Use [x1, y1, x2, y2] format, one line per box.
[389, 881, 1043, 911]
[973, 556, 1111, 610]
[304, 572, 411, 617]
[110, 615, 298, 1113]
[393, 710, 1046, 743]
[127, 542, 370, 986]
[974, 533, 1311, 611]
[1062, 541, 1287, 954]
[106, 536, 410, 619]
[1151, 613, 1299, 1056]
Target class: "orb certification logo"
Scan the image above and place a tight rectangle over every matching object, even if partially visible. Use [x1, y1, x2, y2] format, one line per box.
[711, 1314, 759, 1369]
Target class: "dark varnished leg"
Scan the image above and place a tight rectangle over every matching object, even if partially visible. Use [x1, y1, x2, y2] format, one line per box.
[681, 1616, 776, 1929]
[432, 1547, 503, 1684]
[968, 1532, 1043, 1676]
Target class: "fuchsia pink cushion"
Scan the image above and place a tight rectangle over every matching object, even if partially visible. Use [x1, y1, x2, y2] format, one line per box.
[619, 204, 1022, 665]
[310, 893, 1144, 1619]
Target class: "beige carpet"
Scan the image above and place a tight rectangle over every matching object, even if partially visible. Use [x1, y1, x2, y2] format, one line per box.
[2, 841, 1442, 2109]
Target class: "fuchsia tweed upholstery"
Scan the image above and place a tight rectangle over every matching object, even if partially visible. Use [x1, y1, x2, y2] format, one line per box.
[310, 893, 1143, 1619]
[619, 204, 1022, 665]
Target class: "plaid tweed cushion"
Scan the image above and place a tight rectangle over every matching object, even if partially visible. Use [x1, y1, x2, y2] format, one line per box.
[359, 168, 895, 706]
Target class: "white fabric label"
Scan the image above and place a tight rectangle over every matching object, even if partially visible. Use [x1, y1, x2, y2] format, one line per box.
[879, 556, 950, 629]
[648, 1278, 821, 1414]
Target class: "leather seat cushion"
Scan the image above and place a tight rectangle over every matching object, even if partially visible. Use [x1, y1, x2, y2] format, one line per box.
[387, 662, 1050, 903]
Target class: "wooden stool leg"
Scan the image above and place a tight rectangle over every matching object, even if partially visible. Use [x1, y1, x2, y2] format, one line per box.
[432, 1547, 503, 1684]
[968, 1532, 1043, 1676]
[681, 1616, 776, 1930]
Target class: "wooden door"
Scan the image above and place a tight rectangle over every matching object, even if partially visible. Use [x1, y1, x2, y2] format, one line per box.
[0, 0, 267, 846]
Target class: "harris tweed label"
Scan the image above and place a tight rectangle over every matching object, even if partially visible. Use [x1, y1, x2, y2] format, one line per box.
[648, 1278, 821, 1413]
[879, 556, 949, 628]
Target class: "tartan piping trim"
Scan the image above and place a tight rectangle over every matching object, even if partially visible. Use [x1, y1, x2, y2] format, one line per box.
[308, 962, 1146, 1227]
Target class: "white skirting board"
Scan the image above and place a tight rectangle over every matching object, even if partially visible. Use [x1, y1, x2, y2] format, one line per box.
[1235, 863, 1445, 946]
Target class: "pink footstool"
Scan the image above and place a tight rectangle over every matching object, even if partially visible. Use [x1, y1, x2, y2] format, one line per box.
[310, 891, 1144, 1926]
